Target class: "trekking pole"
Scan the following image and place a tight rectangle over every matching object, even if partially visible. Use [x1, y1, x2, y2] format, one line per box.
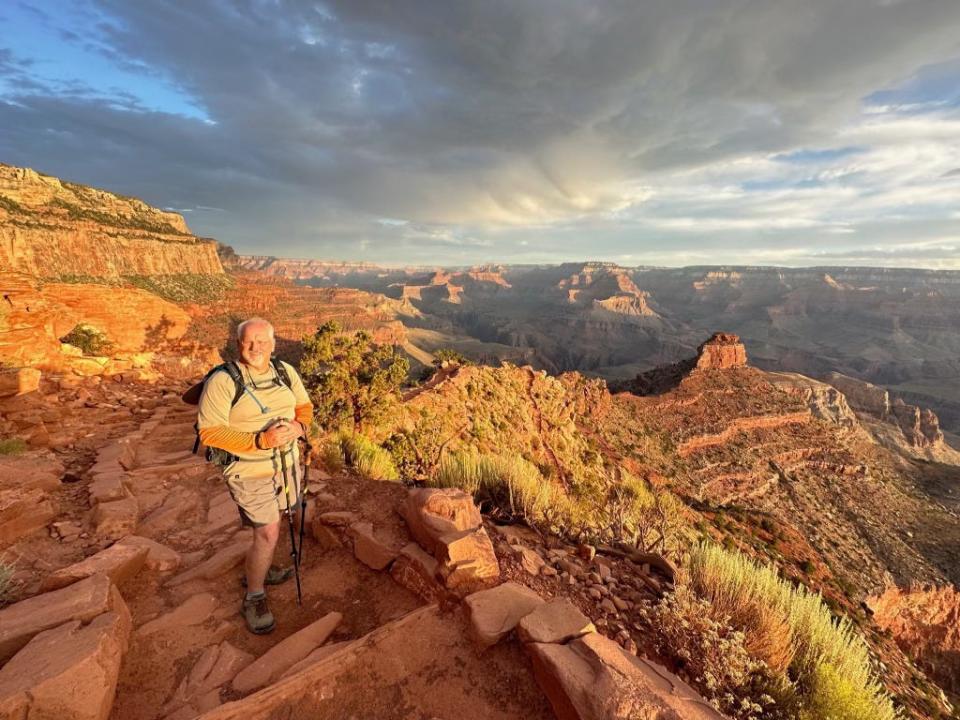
[278, 442, 303, 606]
[296, 435, 311, 567]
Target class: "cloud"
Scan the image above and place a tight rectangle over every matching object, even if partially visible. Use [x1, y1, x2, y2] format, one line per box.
[1, 0, 960, 266]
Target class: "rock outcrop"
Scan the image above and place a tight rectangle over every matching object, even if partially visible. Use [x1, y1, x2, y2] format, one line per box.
[825, 372, 944, 448]
[869, 585, 960, 694]
[695, 332, 747, 370]
[0, 164, 223, 279]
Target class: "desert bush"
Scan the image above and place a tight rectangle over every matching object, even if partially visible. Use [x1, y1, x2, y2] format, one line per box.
[0, 556, 14, 606]
[336, 432, 399, 481]
[605, 469, 686, 555]
[0, 438, 26, 456]
[644, 585, 785, 719]
[687, 543, 897, 720]
[61, 324, 112, 355]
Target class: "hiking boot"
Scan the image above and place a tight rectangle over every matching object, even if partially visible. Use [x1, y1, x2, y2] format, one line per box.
[242, 593, 275, 635]
[241, 565, 295, 588]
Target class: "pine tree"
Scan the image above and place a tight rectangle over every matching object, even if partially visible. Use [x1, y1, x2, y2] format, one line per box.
[299, 320, 409, 432]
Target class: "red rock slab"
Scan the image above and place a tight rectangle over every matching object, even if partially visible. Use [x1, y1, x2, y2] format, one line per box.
[436, 527, 500, 595]
[348, 521, 398, 570]
[527, 631, 726, 720]
[93, 496, 140, 539]
[278, 641, 350, 680]
[400, 488, 481, 556]
[463, 581, 544, 649]
[137, 593, 219, 636]
[0, 487, 56, 545]
[89, 471, 129, 504]
[0, 610, 131, 720]
[164, 641, 254, 716]
[116, 535, 182, 572]
[318, 511, 359, 527]
[0, 574, 128, 664]
[518, 600, 596, 645]
[231, 612, 342, 694]
[166, 539, 250, 587]
[41, 542, 148, 592]
[0, 451, 64, 491]
[390, 542, 445, 603]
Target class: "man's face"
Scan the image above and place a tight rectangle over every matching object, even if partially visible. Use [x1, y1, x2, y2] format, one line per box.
[237, 323, 275, 370]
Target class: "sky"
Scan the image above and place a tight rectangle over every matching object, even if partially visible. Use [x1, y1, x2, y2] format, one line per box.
[2, 1, 960, 268]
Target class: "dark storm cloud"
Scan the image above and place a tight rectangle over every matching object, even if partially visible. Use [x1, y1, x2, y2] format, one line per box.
[3, 0, 960, 264]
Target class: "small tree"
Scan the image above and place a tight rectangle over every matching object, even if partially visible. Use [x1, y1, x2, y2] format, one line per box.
[299, 320, 409, 432]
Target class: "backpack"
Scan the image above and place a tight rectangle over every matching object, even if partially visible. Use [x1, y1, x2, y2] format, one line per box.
[182, 358, 293, 465]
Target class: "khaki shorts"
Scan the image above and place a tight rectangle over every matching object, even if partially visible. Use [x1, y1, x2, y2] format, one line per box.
[225, 466, 302, 528]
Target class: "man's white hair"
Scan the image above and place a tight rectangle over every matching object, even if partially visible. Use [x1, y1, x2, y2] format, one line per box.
[236, 317, 275, 341]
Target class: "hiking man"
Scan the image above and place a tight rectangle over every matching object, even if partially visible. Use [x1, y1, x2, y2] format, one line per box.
[197, 317, 313, 634]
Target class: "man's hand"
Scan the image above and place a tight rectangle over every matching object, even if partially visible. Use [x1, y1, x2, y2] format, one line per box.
[259, 420, 300, 448]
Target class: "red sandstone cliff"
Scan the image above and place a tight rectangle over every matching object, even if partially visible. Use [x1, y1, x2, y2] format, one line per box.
[0, 164, 223, 279]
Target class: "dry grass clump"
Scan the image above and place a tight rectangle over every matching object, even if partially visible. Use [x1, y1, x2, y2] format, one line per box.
[331, 432, 399, 482]
[0, 556, 14, 606]
[433, 448, 559, 523]
[686, 544, 897, 720]
[606, 468, 686, 555]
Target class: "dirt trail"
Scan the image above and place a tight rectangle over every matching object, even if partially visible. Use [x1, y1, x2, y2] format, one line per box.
[108, 405, 425, 720]
[84, 400, 564, 720]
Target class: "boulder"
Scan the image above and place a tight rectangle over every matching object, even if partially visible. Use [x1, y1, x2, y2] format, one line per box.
[93, 496, 139, 539]
[231, 612, 342, 693]
[436, 527, 500, 595]
[513, 545, 546, 575]
[0, 367, 41, 397]
[400, 488, 481, 555]
[138, 593, 219, 636]
[518, 600, 596, 645]
[390, 543, 445, 603]
[0, 574, 127, 664]
[117, 535, 182, 572]
[527, 632, 726, 720]
[0, 611, 131, 720]
[348, 522, 398, 570]
[0, 487, 56, 544]
[41, 543, 149, 592]
[166, 539, 250, 587]
[463, 581, 544, 649]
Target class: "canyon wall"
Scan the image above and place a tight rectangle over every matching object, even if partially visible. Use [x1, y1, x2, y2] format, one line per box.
[0, 164, 223, 279]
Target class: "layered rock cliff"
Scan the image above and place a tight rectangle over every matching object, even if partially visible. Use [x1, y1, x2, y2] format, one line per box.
[0, 164, 223, 279]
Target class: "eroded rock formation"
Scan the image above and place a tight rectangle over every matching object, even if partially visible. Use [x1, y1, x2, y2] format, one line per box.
[0, 164, 223, 279]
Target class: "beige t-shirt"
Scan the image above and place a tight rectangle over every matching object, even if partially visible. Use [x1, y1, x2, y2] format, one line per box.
[197, 360, 310, 478]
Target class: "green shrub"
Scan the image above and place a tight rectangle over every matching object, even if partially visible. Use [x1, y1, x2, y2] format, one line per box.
[687, 543, 897, 720]
[336, 432, 399, 482]
[0, 438, 26, 456]
[61, 324, 112, 355]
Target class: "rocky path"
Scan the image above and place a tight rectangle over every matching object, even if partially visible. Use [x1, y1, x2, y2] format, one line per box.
[1, 383, 729, 720]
